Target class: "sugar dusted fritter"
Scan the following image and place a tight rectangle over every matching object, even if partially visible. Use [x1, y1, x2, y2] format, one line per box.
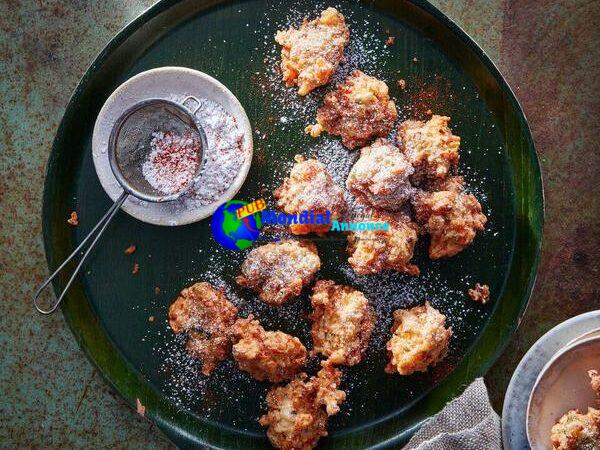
[309, 280, 375, 366]
[232, 316, 307, 382]
[346, 138, 415, 210]
[385, 302, 452, 375]
[413, 183, 487, 259]
[306, 70, 398, 149]
[168, 282, 238, 375]
[259, 362, 346, 450]
[550, 407, 600, 450]
[397, 115, 460, 182]
[236, 239, 320, 305]
[275, 7, 349, 96]
[347, 210, 419, 276]
[274, 155, 347, 234]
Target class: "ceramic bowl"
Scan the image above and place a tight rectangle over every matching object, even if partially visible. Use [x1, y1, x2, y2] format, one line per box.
[526, 334, 600, 449]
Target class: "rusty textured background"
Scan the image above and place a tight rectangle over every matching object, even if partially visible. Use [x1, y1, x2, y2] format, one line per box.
[0, 0, 598, 448]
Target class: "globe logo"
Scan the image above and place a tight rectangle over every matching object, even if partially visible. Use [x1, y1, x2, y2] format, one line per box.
[211, 200, 262, 250]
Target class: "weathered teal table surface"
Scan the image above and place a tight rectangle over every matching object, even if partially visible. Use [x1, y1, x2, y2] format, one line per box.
[0, 0, 597, 448]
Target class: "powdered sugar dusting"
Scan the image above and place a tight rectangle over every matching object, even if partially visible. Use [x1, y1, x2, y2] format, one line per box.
[182, 98, 246, 207]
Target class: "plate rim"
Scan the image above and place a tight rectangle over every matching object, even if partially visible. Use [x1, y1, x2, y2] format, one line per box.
[40, 0, 544, 448]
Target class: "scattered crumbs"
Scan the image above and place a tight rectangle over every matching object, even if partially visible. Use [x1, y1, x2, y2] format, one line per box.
[124, 244, 137, 255]
[67, 211, 78, 226]
[397, 79, 406, 90]
[468, 283, 490, 304]
[132, 263, 140, 274]
[149, 316, 155, 322]
[136, 398, 145, 416]
[154, 286, 161, 295]
[385, 35, 395, 46]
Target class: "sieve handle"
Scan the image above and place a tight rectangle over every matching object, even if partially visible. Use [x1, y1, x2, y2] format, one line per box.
[33, 191, 128, 315]
[182, 95, 202, 115]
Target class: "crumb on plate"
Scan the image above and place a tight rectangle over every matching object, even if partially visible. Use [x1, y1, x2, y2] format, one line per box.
[468, 283, 490, 304]
[67, 211, 78, 226]
[132, 263, 139, 274]
[124, 244, 136, 255]
[136, 398, 145, 417]
[589, 370, 600, 395]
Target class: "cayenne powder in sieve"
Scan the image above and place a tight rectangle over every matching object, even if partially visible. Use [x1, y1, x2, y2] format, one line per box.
[142, 131, 200, 195]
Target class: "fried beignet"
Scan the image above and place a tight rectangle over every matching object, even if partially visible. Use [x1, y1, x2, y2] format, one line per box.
[259, 362, 346, 450]
[306, 70, 397, 149]
[550, 407, 600, 450]
[232, 316, 307, 382]
[274, 155, 347, 234]
[347, 210, 419, 276]
[346, 138, 415, 210]
[385, 302, 452, 375]
[397, 115, 460, 183]
[275, 7, 349, 96]
[413, 185, 487, 259]
[309, 280, 375, 366]
[236, 239, 320, 305]
[168, 282, 238, 375]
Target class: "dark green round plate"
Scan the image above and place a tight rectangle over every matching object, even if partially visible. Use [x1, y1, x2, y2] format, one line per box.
[42, 0, 543, 448]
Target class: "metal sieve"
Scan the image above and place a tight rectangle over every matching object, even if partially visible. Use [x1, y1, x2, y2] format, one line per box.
[34, 97, 207, 314]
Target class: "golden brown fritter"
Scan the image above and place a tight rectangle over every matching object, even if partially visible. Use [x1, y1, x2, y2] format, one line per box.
[236, 239, 321, 306]
[306, 70, 397, 149]
[413, 185, 487, 259]
[347, 210, 419, 276]
[259, 362, 346, 450]
[232, 316, 308, 382]
[550, 407, 600, 450]
[275, 7, 349, 96]
[468, 283, 490, 304]
[397, 115, 460, 183]
[274, 155, 347, 234]
[385, 302, 452, 375]
[346, 138, 415, 210]
[168, 282, 238, 375]
[309, 280, 375, 366]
